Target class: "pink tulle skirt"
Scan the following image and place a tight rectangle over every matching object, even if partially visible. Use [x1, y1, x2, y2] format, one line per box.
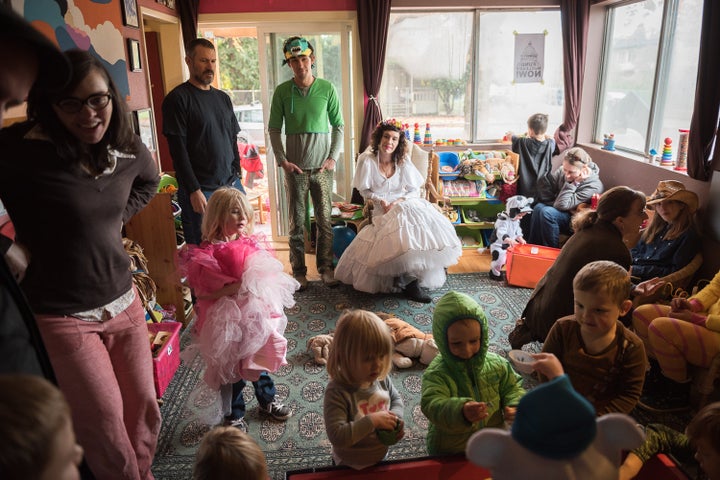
[179, 236, 299, 389]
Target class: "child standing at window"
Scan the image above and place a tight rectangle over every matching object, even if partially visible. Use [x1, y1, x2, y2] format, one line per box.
[421, 291, 526, 455]
[488, 195, 533, 280]
[180, 187, 298, 431]
[324, 310, 405, 469]
[510, 113, 555, 206]
[541, 260, 647, 415]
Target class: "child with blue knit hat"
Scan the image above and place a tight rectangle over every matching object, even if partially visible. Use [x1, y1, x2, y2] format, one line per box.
[466, 353, 645, 479]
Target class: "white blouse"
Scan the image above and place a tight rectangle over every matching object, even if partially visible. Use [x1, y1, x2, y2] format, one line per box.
[352, 151, 424, 204]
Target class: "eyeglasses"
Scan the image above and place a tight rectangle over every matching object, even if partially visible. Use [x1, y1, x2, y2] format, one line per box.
[55, 93, 112, 114]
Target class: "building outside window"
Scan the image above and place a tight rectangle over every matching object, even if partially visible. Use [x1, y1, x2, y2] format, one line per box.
[595, 0, 702, 156]
[380, 10, 563, 144]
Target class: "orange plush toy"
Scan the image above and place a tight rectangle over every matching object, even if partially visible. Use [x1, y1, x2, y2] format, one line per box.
[377, 312, 439, 368]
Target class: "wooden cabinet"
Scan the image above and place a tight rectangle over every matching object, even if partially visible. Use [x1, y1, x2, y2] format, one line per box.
[125, 192, 192, 326]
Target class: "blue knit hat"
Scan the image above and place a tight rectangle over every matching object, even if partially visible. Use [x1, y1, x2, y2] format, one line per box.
[511, 375, 597, 459]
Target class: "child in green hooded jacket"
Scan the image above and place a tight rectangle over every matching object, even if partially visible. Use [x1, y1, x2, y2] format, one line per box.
[421, 291, 526, 455]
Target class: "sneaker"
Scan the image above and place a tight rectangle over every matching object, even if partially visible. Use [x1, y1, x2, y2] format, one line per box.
[321, 269, 339, 287]
[294, 274, 308, 291]
[508, 319, 533, 350]
[488, 269, 505, 281]
[404, 280, 432, 303]
[260, 401, 292, 421]
[224, 416, 248, 433]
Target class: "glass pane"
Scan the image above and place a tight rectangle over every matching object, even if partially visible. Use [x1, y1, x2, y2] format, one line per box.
[380, 12, 473, 143]
[476, 11, 563, 141]
[597, 0, 663, 153]
[656, 0, 702, 156]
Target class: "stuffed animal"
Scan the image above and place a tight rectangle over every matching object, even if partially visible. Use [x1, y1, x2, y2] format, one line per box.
[376, 312, 439, 368]
[466, 375, 645, 480]
[306, 333, 333, 365]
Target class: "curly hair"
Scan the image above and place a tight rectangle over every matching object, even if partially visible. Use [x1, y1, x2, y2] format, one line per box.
[369, 120, 408, 165]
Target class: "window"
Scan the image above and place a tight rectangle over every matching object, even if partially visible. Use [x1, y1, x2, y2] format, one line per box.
[380, 10, 563, 143]
[595, 0, 703, 155]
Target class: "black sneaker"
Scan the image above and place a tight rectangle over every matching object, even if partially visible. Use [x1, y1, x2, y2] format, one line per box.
[224, 416, 248, 433]
[489, 269, 505, 281]
[637, 378, 691, 413]
[404, 280, 431, 303]
[259, 401, 292, 421]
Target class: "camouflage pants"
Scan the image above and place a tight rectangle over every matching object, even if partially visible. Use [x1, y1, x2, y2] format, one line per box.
[285, 169, 334, 275]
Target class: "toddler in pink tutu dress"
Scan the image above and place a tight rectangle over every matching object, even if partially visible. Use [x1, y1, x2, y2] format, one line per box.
[179, 187, 299, 430]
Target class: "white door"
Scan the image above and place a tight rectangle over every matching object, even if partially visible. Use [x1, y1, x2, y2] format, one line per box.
[257, 26, 355, 240]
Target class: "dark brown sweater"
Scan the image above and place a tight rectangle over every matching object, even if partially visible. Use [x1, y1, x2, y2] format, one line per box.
[0, 122, 158, 314]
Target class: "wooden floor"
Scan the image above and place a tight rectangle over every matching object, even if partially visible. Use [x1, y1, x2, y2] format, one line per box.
[272, 245, 491, 280]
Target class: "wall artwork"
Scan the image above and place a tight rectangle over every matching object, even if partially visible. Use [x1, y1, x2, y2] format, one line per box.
[127, 38, 142, 72]
[122, 0, 139, 28]
[16, 2, 130, 98]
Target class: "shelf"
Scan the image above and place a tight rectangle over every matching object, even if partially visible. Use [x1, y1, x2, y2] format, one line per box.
[125, 192, 192, 327]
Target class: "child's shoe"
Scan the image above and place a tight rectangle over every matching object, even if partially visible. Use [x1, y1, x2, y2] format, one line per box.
[224, 416, 249, 433]
[637, 376, 691, 413]
[260, 401, 292, 421]
[488, 269, 504, 281]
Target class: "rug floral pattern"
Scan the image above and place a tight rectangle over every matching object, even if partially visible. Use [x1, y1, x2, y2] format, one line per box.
[151, 274, 534, 479]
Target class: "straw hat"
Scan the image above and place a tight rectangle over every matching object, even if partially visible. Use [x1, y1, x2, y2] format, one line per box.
[645, 180, 698, 213]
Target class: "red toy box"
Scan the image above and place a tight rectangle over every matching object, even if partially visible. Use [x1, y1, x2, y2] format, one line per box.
[506, 243, 561, 289]
[148, 321, 182, 398]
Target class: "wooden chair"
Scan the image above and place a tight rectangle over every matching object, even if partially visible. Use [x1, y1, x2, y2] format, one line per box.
[632, 252, 704, 307]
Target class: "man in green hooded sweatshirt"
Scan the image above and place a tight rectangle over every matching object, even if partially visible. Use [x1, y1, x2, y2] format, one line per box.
[421, 291, 526, 454]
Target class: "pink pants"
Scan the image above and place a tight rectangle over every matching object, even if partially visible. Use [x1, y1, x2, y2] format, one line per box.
[632, 303, 720, 382]
[36, 294, 161, 480]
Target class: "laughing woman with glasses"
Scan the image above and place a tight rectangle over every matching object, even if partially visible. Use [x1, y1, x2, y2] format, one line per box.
[0, 49, 160, 479]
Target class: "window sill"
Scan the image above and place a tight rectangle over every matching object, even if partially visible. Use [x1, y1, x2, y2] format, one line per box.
[577, 142, 689, 178]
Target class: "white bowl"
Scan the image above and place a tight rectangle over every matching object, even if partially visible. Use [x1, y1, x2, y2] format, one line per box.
[508, 349, 535, 375]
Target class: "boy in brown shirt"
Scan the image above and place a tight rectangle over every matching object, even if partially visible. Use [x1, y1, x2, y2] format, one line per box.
[541, 260, 647, 415]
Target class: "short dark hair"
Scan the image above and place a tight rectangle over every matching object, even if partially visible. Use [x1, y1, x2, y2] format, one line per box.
[527, 113, 549, 135]
[187, 38, 215, 57]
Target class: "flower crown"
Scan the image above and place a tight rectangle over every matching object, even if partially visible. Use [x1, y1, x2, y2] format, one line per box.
[378, 118, 404, 131]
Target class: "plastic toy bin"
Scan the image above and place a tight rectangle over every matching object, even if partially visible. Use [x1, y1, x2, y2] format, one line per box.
[505, 244, 560, 289]
[148, 321, 182, 398]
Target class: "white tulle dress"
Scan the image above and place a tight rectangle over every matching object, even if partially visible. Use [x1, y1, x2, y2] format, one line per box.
[334, 150, 462, 293]
[179, 235, 299, 390]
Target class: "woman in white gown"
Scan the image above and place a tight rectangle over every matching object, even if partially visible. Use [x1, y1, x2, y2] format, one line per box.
[335, 119, 462, 302]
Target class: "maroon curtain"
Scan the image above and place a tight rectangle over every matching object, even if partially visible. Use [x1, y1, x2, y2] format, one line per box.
[687, 0, 720, 180]
[175, 0, 199, 51]
[553, 0, 590, 154]
[357, 0, 391, 153]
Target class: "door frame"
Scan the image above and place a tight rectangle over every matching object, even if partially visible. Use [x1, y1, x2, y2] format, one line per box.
[199, 14, 360, 242]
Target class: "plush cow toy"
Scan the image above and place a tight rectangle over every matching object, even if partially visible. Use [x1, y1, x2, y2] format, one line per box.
[376, 312, 439, 368]
[466, 374, 645, 480]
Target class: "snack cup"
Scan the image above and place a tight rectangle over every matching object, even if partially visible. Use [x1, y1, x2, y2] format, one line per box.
[508, 349, 535, 375]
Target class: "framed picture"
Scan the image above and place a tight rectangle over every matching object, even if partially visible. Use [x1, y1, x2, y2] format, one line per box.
[122, 0, 139, 28]
[127, 38, 142, 72]
[134, 109, 156, 152]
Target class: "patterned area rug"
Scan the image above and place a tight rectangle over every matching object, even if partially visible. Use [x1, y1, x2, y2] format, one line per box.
[150, 273, 534, 479]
